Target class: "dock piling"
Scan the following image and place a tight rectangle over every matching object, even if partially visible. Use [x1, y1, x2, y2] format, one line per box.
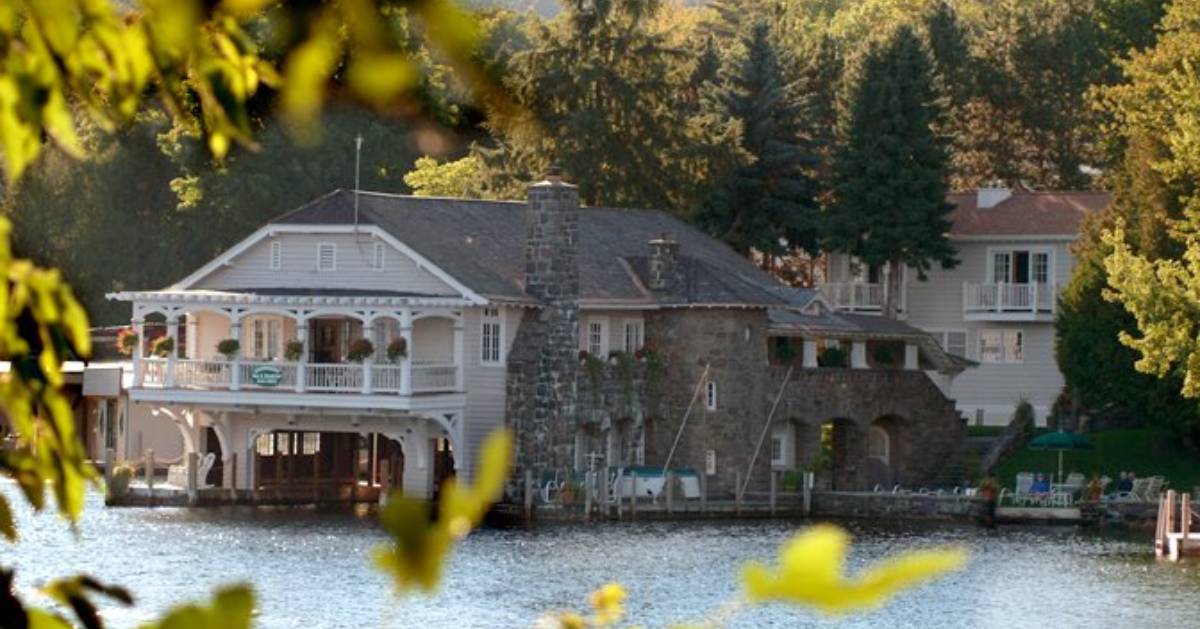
[523, 469, 533, 524]
[735, 471, 743, 515]
[144, 449, 155, 503]
[665, 471, 674, 514]
[769, 470, 777, 516]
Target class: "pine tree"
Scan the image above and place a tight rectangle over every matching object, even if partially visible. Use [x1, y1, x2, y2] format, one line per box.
[824, 25, 957, 318]
[692, 22, 821, 259]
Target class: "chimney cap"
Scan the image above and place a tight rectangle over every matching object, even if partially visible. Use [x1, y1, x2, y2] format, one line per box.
[649, 232, 677, 246]
[530, 164, 576, 188]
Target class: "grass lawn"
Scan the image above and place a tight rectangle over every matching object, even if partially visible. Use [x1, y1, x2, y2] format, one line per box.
[966, 425, 1005, 438]
[993, 428, 1200, 491]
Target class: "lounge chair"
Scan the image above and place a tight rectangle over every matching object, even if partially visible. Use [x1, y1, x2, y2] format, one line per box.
[1012, 472, 1035, 506]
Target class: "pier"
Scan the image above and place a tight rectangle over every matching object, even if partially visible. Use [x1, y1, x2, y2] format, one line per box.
[1155, 490, 1200, 561]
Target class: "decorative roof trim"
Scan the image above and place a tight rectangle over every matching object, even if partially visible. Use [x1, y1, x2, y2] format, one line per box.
[106, 290, 472, 309]
[170, 224, 487, 305]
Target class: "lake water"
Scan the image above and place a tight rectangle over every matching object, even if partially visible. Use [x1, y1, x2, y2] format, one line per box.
[6, 485, 1200, 628]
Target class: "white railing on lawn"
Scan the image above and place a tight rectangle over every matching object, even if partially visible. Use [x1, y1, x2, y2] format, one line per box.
[413, 364, 458, 392]
[963, 282, 1056, 315]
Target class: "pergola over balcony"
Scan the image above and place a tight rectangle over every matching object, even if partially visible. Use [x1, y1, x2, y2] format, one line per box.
[107, 289, 471, 400]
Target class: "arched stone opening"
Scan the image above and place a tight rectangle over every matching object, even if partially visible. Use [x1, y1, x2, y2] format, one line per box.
[814, 417, 864, 491]
[867, 414, 910, 489]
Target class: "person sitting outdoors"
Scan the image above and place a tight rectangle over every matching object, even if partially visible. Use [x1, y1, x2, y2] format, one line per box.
[1117, 471, 1134, 493]
[1030, 473, 1050, 496]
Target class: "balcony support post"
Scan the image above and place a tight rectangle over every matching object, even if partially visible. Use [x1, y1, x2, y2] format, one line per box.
[1031, 282, 1038, 314]
[229, 316, 242, 391]
[453, 320, 465, 391]
[802, 338, 819, 368]
[363, 320, 375, 395]
[851, 340, 868, 369]
[995, 283, 1003, 313]
[400, 310, 412, 395]
[132, 318, 145, 387]
[165, 315, 179, 387]
[904, 343, 919, 370]
[296, 318, 308, 393]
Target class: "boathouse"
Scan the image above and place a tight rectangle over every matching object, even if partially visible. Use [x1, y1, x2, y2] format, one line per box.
[99, 172, 970, 502]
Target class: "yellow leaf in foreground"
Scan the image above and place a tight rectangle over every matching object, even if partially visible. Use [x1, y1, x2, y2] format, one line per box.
[741, 525, 965, 614]
[588, 582, 627, 626]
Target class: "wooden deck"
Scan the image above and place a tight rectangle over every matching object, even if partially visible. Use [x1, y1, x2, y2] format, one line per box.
[1155, 490, 1200, 561]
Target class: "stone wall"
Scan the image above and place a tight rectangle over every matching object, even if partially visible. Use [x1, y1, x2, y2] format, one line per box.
[811, 491, 984, 520]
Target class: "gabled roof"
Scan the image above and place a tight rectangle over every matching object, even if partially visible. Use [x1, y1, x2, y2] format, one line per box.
[272, 189, 817, 308]
[947, 191, 1109, 238]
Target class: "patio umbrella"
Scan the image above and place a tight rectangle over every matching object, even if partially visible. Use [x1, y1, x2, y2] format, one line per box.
[1028, 430, 1094, 483]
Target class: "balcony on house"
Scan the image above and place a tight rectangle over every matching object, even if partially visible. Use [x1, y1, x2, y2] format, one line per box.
[817, 282, 907, 314]
[962, 281, 1056, 321]
[112, 289, 467, 408]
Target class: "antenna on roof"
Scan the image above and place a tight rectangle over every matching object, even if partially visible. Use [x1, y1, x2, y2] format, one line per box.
[353, 133, 363, 228]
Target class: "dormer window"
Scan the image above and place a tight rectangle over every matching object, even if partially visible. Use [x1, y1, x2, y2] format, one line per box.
[269, 241, 282, 270]
[317, 243, 336, 271]
[373, 242, 385, 271]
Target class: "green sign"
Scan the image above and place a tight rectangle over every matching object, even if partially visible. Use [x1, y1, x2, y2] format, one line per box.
[251, 365, 284, 387]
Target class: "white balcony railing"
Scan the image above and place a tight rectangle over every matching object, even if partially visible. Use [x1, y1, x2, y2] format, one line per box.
[137, 358, 458, 395]
[963, 282, 1056, 315]
[818, 282, 906, 313]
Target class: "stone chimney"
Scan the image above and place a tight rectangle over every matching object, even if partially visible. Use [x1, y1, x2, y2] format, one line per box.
[976, 184, 1012, 209]
[514, 166, 579, 478]
[647, 233, 683, 296]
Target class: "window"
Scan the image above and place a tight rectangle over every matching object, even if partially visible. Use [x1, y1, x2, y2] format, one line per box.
[317, 243, 336, 271]
[978, 329, 1024, 363]
[706, 380, 717, 410]
[269, 241, 282, 270]
[372, 318, 400, 354]
[930, 330, 968, 358]
[623, 320, 643, 353]
[991, 249, 1051, 284]
[255, 433, 275, 456]
[481, 308, 503, 366]
[770, 436, 784, 466]
[250, 318, 281, 359]
[587, 321, 605, 356]
[301, 433, 321, 455]
[373, 242, 385, 271]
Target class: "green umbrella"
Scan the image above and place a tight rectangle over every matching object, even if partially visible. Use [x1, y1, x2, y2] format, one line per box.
[1028, 430, 1094, 483]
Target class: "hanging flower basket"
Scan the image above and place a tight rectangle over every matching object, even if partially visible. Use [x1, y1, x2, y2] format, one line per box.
[284, 339, 305, 362]
[386, 338, 408, 363]
[347, 338, 375, 363]
[116, 327, 138, 356]
[216, 338, 240, 361]
[151, 336, 175, 358]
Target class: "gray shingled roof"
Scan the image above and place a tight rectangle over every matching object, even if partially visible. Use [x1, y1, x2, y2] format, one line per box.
[274, 189, 817, 308]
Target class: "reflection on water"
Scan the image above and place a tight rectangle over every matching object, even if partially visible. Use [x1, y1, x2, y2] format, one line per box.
[6, 486, 1200, 628]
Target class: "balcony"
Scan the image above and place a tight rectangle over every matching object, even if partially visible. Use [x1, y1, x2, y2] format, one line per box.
[963, 282, 1056, 321]
[818, 282, 905, 314]
[140, 359, 459, 395]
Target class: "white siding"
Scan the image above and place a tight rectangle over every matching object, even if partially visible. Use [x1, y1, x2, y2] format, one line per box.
[904, 238, 1076, 425]
[412, 317, 454, 364]
[196, 233, 455, 295]
[459, 305, 521, 479]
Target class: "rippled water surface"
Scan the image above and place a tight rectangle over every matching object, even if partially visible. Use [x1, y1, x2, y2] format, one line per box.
[7, 486, 1200, 628]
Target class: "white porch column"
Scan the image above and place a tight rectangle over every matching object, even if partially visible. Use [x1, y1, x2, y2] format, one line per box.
[165, 316, 179, 387]
[851, 340, 868, 369]
[453, 320, 464, 391]
[400, 310, 413, 395]
[131, 318, 145, 386]
[362, 320, 375, 395]
[295, 318, 309, 393]
[802, 338, 819, 369]
[904, 343, 919, 370]
[229, 317, 242, 391]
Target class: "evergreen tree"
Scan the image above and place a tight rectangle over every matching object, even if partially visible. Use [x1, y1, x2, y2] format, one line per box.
[692, 22, 821, 259]
[479, 0, 689, 209]
[824, 25, 956, 318]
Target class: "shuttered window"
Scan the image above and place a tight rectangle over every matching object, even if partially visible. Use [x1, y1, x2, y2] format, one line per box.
[269, 241, 282, 270]
[373, 242, 385, 271]
[317, 243, 336, 271]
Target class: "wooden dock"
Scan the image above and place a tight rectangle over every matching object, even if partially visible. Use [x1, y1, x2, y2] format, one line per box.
[1155, 490, 1200, 561]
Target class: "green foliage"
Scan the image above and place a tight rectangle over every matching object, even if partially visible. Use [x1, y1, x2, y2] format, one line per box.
[818, 346, 847, 368]
[386, 338, 409, 363]
[347, 338, 375, 363]
[216, 339, 240, 360]
[691, 22, 821, 257]
[151, 336, 175, 358]
[404, 155, 490, 198]
[994, 428, 1200, 491]
[107, 465, 136, 499]
[824, 25, 956, 317]
[139, 585, 255, 629]
[283, 339, 305, 362]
